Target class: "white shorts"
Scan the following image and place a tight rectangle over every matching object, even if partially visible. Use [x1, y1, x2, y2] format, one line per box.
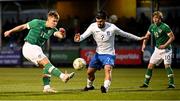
[150, 47, 172, 65]
[22, 42, 47, 66]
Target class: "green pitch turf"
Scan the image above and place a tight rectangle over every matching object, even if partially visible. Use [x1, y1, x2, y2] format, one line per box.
[0, 67, 179, 100]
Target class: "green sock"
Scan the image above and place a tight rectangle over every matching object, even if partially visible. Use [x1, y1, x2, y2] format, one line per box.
[43, 76, 51, 85]
[44, 63, 62, 77]
[144, 69, 152, 85]
[43, 68, 51, 86]
[166, 67, 174, 85]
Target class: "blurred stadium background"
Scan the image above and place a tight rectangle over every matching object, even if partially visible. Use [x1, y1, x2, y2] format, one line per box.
[0, 0, 180, 67]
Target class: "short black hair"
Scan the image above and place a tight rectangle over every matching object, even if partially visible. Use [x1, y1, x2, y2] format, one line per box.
[96, 10, 107, 19]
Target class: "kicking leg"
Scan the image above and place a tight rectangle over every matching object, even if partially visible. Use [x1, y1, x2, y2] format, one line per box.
[39, 58, 74, 93]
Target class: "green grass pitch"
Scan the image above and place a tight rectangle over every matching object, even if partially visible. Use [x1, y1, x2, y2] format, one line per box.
[0, 67, 180, 100]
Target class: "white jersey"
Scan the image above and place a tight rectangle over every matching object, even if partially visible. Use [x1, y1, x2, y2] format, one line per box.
[80, 22, 141, 55]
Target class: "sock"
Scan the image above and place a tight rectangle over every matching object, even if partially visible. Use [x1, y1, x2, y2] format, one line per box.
[87, 79, 93, 88]
[43, 68, 51, 87]
[44, 85, 50, 90]
[144, 69, 152, 85]
[104, 80, 111, 91]
[42, 75, 51, 86]
[166, 67, 174, 85]
[44, 63, 62, 77]
[59, 73, 65, 79]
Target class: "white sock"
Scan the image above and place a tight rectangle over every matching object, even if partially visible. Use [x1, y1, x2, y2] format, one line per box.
[104, 80, 111, 91]
[44, 85, 50, 90]
[59, 73, 65, 79]
[87, 79, 93, 88]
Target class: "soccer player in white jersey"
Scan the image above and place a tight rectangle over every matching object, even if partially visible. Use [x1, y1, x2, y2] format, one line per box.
[4, 10, 75, 93]
[74, 11, 146, 93]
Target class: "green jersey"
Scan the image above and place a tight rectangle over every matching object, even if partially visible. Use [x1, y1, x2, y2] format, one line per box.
[24, 19, 58, 47]
[148, 22, 172, 49]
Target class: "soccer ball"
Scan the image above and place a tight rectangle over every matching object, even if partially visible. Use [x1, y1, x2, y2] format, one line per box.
[73, 58, 87, 70]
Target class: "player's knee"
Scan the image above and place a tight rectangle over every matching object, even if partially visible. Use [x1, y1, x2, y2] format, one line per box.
[104, 65, 112, 71]
[87, 71, 94, 76]
[148, 63, 154, 69]
[38, 64, 44, 68]
[42, 74, 51, 78]
[165, 64, 171, 68]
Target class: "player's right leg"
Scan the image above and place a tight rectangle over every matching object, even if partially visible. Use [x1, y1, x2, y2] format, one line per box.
[83, 67, 96, 91]
[22, 42, 74, 93]
[140, 63, 154, 88]
[140, 48, 161, 88]
[83, 54, 99, 91]
[39, 58, 75, 83]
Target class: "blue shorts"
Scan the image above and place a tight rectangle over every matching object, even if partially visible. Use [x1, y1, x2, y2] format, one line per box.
[89, 53, 116, 70]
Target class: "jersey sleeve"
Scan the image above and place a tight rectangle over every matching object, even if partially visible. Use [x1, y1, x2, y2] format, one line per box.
[27, 19, 39, 29]
[164, 24, 172, 33]
[114, 24, 141, 40]
[80, 24, 93, 41]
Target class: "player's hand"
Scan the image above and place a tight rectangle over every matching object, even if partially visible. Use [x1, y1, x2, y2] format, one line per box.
[59, 28, 66, 38]
[158, 45, 166, 49]
[74, 33, 80, 42]
[4, 30, 11, 37]
[140, 36, 148, 40]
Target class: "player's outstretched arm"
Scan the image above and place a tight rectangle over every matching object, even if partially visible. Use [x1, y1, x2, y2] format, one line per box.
[74, 33, 80, 42]
[139, 36, 148, 41]
[4, 24, 27, 37]
[141, 31, 151, 52]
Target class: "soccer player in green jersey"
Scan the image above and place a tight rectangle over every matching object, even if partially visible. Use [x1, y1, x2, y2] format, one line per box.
[4, 10, 75, 93]
[140, 11, 175, 88]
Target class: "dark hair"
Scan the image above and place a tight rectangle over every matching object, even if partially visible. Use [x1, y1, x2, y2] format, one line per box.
[48, 10, 60, 20]
[96, 11, 107, 19]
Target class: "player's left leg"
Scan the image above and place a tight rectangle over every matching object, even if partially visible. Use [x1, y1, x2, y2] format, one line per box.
[101, 65, 112, 93]
[41, 63, 57, 93]
[164, 49, 175, 88]
[99, 54, 115, 93]
[165, 64, 175, 88]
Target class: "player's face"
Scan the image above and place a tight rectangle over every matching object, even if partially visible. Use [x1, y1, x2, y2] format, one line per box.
[153, 15, 161, 25]
[47, 16, 59, 28]
[96, 18, 105, 28]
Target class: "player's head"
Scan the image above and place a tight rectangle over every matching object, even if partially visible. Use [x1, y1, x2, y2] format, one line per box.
[95, 10, 107, 28]
[152, 11, 163, 24]
[46, 10, 60, 28]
